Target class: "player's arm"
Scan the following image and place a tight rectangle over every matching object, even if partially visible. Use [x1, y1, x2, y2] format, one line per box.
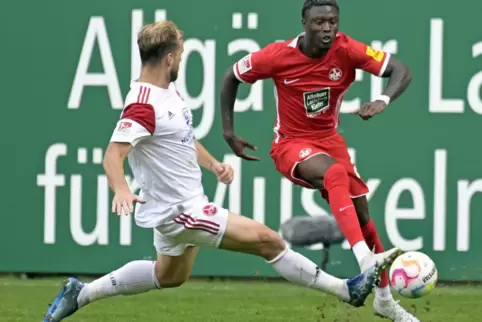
[220, 45, 277, 160]
[348, 38, 412, 119]
[195, 140, 234, 185]
[103, 142, 133, 193]
[104, 103, 155, 193]
[195, 140, 219, 172]
[379, 55, 412, 102]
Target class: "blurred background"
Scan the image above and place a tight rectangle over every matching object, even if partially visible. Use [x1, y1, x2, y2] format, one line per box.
[2, 0, 482, 283]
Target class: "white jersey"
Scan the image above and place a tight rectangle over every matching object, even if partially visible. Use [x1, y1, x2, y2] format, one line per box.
[110, 81, 204, 228]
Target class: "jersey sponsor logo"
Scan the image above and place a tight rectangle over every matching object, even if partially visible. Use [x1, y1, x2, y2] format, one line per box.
[299, 148, 312, 158]
[181, 107, 195, 144]
[365, 46, 384, 62]
[182, 107, 193, 126]
[284, 78, 300, 85]
[303, 88, 330, 117]
[117, 121, 132, 132]
[168, 111, 174, 119]
[238, 54, 252, 75]
[203, 204, 217, 216]
[329, 68, 342, 81]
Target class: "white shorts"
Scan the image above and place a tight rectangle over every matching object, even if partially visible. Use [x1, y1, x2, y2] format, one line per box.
[153, 196, 228, 256]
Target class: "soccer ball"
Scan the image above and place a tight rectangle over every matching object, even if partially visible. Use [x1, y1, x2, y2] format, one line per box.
[388, 251, 438, 298]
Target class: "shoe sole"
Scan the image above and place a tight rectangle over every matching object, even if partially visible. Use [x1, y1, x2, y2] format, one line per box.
[370, 248, 402, 292]
[380, 248, 403, 271]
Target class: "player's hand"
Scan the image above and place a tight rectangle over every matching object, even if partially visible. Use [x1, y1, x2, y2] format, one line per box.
[112, 189, 146, 216]
[223, 135, 260, 161]
[210, 162, 234, 185]
[353, 100, 387, 120]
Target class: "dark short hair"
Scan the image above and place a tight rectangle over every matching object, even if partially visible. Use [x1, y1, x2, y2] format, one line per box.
[302, 0, 339, 18]
[137, 20, 183, 65]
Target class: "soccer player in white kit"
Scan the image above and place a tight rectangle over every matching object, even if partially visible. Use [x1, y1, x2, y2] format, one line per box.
[43, 21, 396, 322]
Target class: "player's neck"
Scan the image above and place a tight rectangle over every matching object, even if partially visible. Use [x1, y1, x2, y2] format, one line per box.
[138, 66, 170, 89]
[298, 37, 328, 59]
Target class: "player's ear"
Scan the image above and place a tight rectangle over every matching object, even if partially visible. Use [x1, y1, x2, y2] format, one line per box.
[166, 53, 174, 67]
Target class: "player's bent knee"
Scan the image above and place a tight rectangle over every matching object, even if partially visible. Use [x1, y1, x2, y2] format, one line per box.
[255, 227, 286, 261]
[295, 154, 338, 189]
[324, 163, 349, 187]
[221, 213, 285, 260]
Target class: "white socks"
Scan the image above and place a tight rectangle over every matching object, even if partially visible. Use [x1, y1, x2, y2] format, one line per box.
[77, 260, 161, 307]
[74, 249, 390, 308]
[352, 241, 372, 268]
[268, 248, 350, 301]
[375, 286, 393, 301]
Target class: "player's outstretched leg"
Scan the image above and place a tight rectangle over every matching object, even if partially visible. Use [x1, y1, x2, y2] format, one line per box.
[353, 197, 419, 322]
[220, 213, 381, 308]
[43, 260, 161, 322]
[43, 246, 198, 321]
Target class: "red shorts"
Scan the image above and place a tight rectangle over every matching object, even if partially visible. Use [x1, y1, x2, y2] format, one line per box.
[269, 133, 369, 200]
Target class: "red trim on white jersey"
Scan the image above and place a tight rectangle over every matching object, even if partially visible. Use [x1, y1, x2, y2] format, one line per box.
[121, 103, 156, 134]
[173, 214, 220, 235]
[137, 86, 151, 104]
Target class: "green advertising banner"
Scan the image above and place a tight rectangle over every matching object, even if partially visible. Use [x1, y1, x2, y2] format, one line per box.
[2, 0, 482, 280]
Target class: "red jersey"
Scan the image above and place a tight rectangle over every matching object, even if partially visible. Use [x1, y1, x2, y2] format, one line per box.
[233, 32, 390, 141]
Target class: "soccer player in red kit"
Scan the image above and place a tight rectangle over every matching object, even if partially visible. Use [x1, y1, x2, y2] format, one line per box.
[220, 0, 416, 321]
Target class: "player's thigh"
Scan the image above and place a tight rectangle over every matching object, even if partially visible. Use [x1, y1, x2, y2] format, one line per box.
[295, 153, 337, 188]
[219, 212, 285, 261]
[271, 140, 336, 189]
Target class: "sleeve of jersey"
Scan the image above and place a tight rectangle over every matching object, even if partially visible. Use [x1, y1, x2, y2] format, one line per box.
[348, 37, 391, 77]
[110, 103, 155, 146]
[232, 46, 276, 84]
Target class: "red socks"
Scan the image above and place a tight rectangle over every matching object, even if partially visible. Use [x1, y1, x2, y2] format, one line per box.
[324, 164, 365, 247]
[361, 219, 389, 287]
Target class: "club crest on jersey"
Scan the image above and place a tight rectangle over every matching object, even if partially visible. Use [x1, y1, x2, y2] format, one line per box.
[303, 88, 330, 117]
[329, 68, 342, 81]
[299, 148, 312, 158]
[203, 204, 217, 216]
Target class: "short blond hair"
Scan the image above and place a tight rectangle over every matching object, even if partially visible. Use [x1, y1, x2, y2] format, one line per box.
[137, 21, 183, 65]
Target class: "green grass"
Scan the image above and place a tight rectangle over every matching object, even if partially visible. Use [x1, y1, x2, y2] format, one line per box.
[0, 277, 480, 321]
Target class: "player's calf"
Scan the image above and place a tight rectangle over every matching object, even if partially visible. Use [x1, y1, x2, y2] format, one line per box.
[75, 247, 198, 308]
[295, 156, 373, 266]
[154, 246, 199, 288]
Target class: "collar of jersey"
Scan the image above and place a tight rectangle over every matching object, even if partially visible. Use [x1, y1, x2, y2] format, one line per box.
[288, 32, 341, 48]
[130, 80, 171, 93]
